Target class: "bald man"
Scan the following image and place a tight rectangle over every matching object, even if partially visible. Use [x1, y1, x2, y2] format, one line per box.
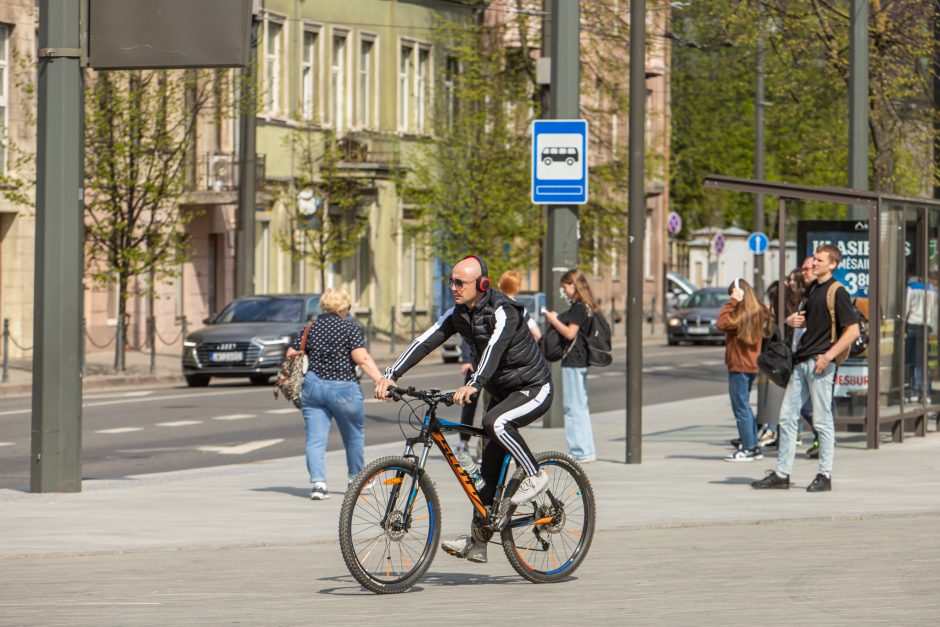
[375, 255, 553, 564]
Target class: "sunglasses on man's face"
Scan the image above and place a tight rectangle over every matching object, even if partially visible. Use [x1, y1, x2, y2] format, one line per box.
[448, 277, 477, 289]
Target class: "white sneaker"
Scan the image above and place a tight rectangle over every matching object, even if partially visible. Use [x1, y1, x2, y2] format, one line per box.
[511, 468, 549, 505]
[310, 481, 330, 500]
[441, 535, 487, 563]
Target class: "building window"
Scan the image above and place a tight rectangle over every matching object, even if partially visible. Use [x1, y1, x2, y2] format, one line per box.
[416, 47, 429, 134]
[301, 28, 319, 121]
[399, 43, 413, 131]
[444, 56, 458, 129]
[331, 31, 347, 131]
[358, 37, 374, 128]
[0, 24, 9, 175]
[264, 20, 283, 115]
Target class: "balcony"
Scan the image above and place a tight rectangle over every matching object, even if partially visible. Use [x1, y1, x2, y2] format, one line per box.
[184, 154, 267, 205]
[334, 132, 402, 180]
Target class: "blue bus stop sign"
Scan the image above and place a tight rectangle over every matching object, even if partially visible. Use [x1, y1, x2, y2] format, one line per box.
[531, 119, 589, 204]
[747, 231, 769, 255]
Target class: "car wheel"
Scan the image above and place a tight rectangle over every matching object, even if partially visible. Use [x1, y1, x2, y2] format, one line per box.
[185, 374, 210, 388]
[667, 337, 679, 346]
[250, 375, 272, 385]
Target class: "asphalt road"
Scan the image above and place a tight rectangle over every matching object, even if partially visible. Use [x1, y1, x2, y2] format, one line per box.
[0, 344, 726, 490]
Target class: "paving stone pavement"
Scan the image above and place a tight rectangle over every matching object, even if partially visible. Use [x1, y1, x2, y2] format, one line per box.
[2, 392, 939, 625]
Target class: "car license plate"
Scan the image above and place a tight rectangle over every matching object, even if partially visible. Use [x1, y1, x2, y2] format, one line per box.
[687, 326, 709, 335]
[210, 351, 243, 362]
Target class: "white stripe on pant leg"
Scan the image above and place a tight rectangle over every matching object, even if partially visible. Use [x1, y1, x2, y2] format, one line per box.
[492, 384, 551, 476]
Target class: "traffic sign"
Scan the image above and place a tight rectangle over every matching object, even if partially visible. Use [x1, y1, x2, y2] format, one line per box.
[747, 231, 769, 255]
[531, 119, 589, 205]
[712, 232, 725, 256]
[666, 212, 682, 235]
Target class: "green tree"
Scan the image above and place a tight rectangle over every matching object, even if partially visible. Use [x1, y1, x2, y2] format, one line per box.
[84, 70, 212, 371]
[407, 15, 544, 277]
[277, 128, 370, 290]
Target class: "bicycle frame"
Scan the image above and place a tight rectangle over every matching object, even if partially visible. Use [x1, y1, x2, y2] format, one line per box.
[395, 401, 513, 526]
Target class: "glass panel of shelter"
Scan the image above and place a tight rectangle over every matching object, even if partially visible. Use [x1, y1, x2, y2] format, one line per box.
[927, 210, 940, 409]
[877, 204, 908, 421]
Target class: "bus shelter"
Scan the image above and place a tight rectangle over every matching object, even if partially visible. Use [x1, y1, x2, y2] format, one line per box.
[704, 175, 940, 449]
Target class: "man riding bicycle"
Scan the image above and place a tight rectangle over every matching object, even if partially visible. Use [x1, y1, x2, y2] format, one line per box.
[375, 255, 553, 564]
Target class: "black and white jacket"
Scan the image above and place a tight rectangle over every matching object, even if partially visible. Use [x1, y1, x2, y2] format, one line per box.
[385, 290, 551, 396]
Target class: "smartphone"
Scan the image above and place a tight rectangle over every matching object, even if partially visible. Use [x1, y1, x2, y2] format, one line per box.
[540, 306, 548, 314]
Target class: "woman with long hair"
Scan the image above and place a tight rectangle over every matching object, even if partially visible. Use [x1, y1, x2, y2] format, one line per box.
[544, 269, 599, 463]
[717, 278, 771, 462]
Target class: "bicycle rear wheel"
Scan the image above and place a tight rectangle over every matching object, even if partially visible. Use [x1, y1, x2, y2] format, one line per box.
[338, 456, 441, 594]
[501, 451, 595, 583]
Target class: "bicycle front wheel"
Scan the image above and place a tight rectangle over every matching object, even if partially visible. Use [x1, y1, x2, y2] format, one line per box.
[501, 451, 596, 583]
[338, 456, 441, 594]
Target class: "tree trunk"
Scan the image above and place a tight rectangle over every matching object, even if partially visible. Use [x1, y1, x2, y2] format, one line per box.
[114, 274, 128, 372]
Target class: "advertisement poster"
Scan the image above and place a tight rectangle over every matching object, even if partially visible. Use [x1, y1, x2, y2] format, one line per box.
[797, 220, 871, 298]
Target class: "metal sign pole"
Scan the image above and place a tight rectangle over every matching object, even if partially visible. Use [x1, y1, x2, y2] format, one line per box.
[541, 0, 580, 429]
[626, 0, 646, 463]
[32, 0, 84, 492]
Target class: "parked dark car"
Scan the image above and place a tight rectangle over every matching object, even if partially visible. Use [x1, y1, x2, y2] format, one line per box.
[666, 287, 730, 346]
[181, 294, 322, 387]
[514, 291, 546, 325]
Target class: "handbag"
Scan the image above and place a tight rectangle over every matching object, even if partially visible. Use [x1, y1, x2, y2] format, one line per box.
[273, 320, 315, 408]
[757, 327, 793, 388]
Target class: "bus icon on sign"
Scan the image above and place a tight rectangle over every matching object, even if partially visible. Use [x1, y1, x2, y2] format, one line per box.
[542, 147, 579, 166]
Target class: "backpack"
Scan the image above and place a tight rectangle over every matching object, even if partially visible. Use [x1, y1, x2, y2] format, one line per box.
[538, 325, 571, 362]
[826, 283, 851, 365]
[584, 312, 613, 367]
[756, 326, 793, 388]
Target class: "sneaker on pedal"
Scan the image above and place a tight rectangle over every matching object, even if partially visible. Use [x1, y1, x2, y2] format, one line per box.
[806, 440, 820, 459]
[511, 468, 549, 505]
[441, 535, 487, 563]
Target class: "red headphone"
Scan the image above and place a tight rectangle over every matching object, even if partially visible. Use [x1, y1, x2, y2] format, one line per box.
[462, 255, 490, 292]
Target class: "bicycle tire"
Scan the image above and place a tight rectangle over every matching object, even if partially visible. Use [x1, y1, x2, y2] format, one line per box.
[338, 456, 441, 594]
[501, 451, 596, 584]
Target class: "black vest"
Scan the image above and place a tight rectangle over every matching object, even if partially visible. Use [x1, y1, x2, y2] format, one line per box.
[452, 290, 551, 396]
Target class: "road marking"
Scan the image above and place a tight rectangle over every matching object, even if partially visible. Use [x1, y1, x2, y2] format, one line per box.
[84, 391, 155, 400]
[643, 366, 674, 372]
[211, 414, 256, 421]
[265, 408, 299, 414]
[94, 427, 144, 434]
[155, 420, 203, 427]
[0, 387, 265, 417]
[197, 439, 283, 455]
[0, 442, 14, 447]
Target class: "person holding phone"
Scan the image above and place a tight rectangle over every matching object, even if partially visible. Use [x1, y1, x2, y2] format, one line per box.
[717, 278, 772, 461]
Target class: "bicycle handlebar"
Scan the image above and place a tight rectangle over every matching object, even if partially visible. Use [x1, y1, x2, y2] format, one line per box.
[387, 385, 456, 407]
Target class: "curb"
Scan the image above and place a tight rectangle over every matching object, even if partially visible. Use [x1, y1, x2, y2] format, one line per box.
[0, 373, 184, 398]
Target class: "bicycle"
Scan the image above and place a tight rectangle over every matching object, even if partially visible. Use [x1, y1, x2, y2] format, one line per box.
[338, 385, 596, 594]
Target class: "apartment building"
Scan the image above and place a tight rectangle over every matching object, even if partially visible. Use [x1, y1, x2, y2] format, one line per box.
[0, 2, 36, 359]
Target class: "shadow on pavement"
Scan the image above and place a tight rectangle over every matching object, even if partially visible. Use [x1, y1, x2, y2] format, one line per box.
[252, 486, 310, 499]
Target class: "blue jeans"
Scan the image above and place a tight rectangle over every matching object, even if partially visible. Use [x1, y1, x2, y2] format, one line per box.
[728, 372, 757, 450]
[776, 359, 836, 476]
[563, 367, 595, 461]
[300, 371, 365, 484]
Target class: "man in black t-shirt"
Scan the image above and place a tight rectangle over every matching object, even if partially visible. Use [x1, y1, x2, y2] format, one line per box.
[752, 244, 860, 493]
